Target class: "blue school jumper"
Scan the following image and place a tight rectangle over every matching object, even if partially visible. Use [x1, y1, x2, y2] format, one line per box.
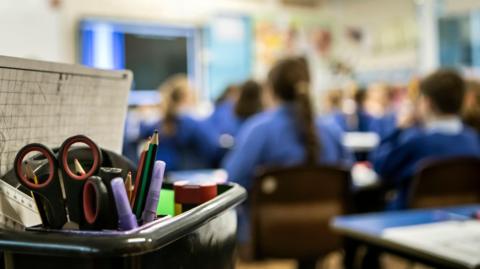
[205, 100, 242, 137]
[223, 105, 353, 189]
[140, 115, 219, 171]
[369, 113, 397, 140]
[329, 110, 375, 132]
[371, 118, 480, 209]
[223, 104, 353, 243]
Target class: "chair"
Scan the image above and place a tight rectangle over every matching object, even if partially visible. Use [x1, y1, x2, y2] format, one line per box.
[408, 157, 480, 209]
[250, 165, 352, 267]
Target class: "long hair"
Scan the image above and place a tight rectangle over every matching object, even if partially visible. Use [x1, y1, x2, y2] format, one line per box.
[215, 84, 238, 105]
[268, 57, 320, 164]
[234, 80, 263, 120]
[159, 74, 192, 136]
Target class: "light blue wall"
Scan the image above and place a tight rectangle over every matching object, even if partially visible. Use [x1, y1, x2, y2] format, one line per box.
[204, 15, 253, 100]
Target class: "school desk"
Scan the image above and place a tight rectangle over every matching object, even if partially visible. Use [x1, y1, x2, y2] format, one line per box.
[167, 169, 227, 184]
[331, 204, 480, 269]
[167, 167, 380, 188]
[342, 132, 380, 153]
[0, 182, 246, 269]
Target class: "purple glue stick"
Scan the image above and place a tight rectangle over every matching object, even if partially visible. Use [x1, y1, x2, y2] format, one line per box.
[142, 161, 166, 223]
[111, 177, 138, 230]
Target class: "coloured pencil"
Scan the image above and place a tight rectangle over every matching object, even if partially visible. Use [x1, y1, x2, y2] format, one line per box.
[125, 171, 133, 204]
[131, 139, 150, 207]
[134, 130, 159, 218]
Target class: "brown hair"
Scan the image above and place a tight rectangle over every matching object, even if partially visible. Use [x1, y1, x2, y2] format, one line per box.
[420, 69, 465, 114]
[354, 87, 367, 109]
[462, 80, 480, 132]
[215, 84, 238, 105]
[325, 89, 343, 112]
[268, 57, 320, 164]
[159, 74, 192, 135]
[234, 80, 263, 120]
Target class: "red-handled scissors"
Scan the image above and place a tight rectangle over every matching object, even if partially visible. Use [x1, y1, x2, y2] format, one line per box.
[14, 135, 103, 229]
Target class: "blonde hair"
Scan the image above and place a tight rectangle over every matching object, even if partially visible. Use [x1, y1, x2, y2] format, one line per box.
[159, 74, 194, 135]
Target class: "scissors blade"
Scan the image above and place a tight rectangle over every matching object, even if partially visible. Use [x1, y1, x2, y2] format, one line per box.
[57, 171, 79, 229]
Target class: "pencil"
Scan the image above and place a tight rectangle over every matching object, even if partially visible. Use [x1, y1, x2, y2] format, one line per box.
[134, 130, 159, 218]
[125, 171, 133, 204]
[74, 158, 86, 176]
[131, 138, 150, 207]
[25, 163, 39, 184]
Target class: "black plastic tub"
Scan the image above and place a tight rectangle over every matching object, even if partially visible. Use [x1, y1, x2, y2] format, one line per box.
[0, 182, 246, 269]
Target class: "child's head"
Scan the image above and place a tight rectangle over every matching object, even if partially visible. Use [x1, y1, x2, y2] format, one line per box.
[268, 57, 310, 102]
[158, 74, 195, 135]
[268, 56, 319, 164]
[462, 80, 480, 131]
[235, 80, 263, 120]
[365, 82, 392, 117]
[418, 69, 465, 121]
[215, 84, 239, 105]
[159, 74, 196, 114]
[324, 89, 343, 112]
[463, 80, 480, 115]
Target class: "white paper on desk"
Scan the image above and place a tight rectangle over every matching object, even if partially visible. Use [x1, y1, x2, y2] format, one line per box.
[383, 220, 480, 268]
[342, 132, 380, 151]
[0, 55, 132, 177]
[351, 163, 379, 187]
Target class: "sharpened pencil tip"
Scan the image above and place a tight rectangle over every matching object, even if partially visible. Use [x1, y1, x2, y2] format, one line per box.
[74, 158, 86, 175]
[152, 130, 159, 145]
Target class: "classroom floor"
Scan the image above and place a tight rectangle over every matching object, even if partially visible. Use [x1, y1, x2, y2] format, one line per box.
[236, 252, 433, 269]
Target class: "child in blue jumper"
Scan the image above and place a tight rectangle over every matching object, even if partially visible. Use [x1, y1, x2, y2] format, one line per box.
[223, 57, 352, 190]
[371, 69, 480, 209]
[223, 57, 353, 254]
[140, 75, 219, 171]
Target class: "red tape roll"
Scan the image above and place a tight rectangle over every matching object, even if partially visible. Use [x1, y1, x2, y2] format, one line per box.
[174, 181, 217, 205]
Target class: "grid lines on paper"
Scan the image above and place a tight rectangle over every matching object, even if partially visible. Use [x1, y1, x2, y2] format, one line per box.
[0, 67, 129, 176]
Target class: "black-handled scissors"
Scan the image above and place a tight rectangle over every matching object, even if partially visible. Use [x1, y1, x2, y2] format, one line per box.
[82, 176, 109, 230]
[14, 135, 103, 229]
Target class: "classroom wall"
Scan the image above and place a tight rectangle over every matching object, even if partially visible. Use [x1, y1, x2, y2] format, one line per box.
[443, 0, 480, 15]
[0, 0, 64, 62]
[329, 0, 417, 72]
[61, 0, 325, 64]
[63, 0, 418, 78]
[1, 0, 478, 74]
[0, 0, 413, 66]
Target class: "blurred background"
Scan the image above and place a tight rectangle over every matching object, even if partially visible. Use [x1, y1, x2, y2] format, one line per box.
[3, 1, 480, 268]
[3, 1, 478, 113]
[4, 0, 480, 104]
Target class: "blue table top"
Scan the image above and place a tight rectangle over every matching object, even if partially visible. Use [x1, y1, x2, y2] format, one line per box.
[332, 204, 480, 236]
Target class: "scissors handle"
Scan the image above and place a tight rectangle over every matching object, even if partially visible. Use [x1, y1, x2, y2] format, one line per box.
[14, 144, 67, 229]
[58, 135, 102, 180]
[58, 135, 103, 225]
[82, 176, 109, 230]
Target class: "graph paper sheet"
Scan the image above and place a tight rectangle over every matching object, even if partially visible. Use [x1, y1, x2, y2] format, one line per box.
[0, 55, 132, 177]
[383, 220, 480, 268]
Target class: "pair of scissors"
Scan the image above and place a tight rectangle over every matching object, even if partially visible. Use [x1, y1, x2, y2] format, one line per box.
[14, 135, 103, 229]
